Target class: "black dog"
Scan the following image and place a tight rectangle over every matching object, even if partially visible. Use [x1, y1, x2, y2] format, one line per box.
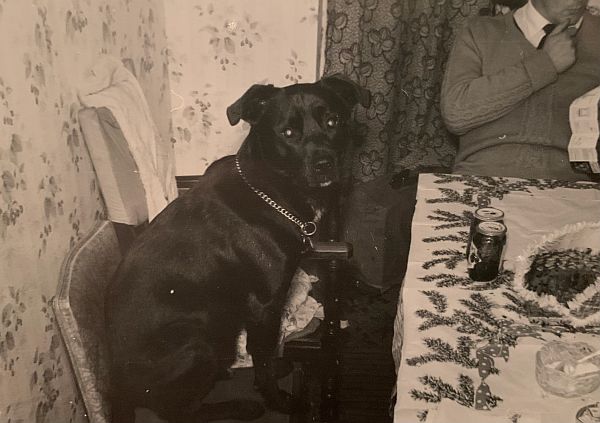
[105, 75, 370, 422]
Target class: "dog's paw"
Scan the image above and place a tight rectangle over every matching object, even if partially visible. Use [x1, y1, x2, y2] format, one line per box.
[230, 399, 266, 421]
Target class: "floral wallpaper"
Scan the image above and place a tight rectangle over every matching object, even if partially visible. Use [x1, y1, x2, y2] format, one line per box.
[165, 0, 325, 176]
[0, 0, 170, 422]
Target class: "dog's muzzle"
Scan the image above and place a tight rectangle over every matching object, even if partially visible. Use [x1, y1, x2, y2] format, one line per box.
[308, 155, 338, 187]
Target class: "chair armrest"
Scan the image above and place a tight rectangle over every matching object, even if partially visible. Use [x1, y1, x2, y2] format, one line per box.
[303, 241, 353, 260]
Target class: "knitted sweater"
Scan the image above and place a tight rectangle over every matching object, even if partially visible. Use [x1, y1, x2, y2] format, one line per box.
[441, 12, 600, 181]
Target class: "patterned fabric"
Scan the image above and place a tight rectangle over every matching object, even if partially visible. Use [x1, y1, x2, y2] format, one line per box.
[392, 174, 600, 422]
[323, 0, 493, 182]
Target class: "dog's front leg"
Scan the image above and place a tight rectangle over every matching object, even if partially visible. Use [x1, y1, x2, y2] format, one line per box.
[245, 293, 299, 414]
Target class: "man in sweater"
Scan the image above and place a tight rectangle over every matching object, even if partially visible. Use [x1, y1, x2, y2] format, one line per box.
[441, 0, 600, 181]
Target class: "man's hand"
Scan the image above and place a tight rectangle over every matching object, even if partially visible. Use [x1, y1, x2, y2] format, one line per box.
[543, 21, 577, 73]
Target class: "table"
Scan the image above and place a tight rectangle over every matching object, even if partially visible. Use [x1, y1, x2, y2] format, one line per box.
[392, 173, 600, 423]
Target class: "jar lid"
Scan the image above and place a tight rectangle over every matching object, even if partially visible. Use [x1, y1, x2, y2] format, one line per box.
[477, 221, 507, 236]
[475, 207, 504, 221]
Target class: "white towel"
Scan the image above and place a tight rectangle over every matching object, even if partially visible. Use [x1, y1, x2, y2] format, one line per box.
[78, 55, 177, 221]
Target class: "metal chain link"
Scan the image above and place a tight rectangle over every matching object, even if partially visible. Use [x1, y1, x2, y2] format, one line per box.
[235, 156, 317, 237]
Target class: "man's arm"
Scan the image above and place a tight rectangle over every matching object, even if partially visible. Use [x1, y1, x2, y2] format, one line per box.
[441, 20, 559, 135]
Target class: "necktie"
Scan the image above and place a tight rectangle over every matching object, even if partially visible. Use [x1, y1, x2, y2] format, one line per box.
[537, 23, 556, 49]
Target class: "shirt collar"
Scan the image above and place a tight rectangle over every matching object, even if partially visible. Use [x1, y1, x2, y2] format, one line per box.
[514, 1, 584, 47]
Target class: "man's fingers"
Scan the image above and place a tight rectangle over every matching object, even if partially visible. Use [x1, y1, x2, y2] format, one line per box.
[551, 20, 570, 35]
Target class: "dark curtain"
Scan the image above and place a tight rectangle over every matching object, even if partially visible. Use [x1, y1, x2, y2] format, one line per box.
[324, 0, 493, 182]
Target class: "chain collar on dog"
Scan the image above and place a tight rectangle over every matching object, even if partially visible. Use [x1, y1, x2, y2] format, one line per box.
[235, 156, 318, 242]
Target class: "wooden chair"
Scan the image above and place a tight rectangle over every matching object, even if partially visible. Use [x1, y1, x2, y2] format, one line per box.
[284, 195, 352, 423]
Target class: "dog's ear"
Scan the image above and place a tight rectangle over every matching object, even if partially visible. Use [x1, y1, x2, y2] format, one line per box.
[319, 74, 371, 109]
[227, 84, 279, 126]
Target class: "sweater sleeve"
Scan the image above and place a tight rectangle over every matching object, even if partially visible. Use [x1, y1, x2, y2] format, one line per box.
[441, 20, 558, 135]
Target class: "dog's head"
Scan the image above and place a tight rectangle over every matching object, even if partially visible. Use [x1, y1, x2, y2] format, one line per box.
[227, 75, 370, 188]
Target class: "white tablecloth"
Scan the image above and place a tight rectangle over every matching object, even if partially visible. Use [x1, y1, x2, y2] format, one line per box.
[392, 174, 600, 423]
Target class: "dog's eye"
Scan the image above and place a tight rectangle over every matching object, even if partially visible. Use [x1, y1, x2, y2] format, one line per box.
[282, 128, 295, 138]
[326, 116, 339, 128]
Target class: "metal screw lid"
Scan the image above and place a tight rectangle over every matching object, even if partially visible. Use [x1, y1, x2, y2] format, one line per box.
[477, 221, 507, 236]
[474, 207, 504, 221]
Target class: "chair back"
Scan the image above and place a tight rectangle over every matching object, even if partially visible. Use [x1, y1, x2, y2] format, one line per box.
[53, 220, 122, 423]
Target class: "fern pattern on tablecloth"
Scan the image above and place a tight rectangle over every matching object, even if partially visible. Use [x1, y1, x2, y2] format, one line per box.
[397, 174, 600, 416]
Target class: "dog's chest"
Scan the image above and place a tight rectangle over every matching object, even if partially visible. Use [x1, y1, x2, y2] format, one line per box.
[312, 206, 324, 223]
[307, 199, 325, 224]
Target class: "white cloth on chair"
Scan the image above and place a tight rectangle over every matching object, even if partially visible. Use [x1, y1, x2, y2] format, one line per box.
[78, 55, 177, 221]
[232, 267, 324, 368]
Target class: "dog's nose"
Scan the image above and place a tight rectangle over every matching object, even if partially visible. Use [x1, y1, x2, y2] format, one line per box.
[314, 158, 334, 173]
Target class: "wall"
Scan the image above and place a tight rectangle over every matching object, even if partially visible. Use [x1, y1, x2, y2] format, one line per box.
[0, 0, 170, 422]
[165, 0, 325, 176]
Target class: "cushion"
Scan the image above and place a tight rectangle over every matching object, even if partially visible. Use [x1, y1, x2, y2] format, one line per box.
[79, 107, 148, 225]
